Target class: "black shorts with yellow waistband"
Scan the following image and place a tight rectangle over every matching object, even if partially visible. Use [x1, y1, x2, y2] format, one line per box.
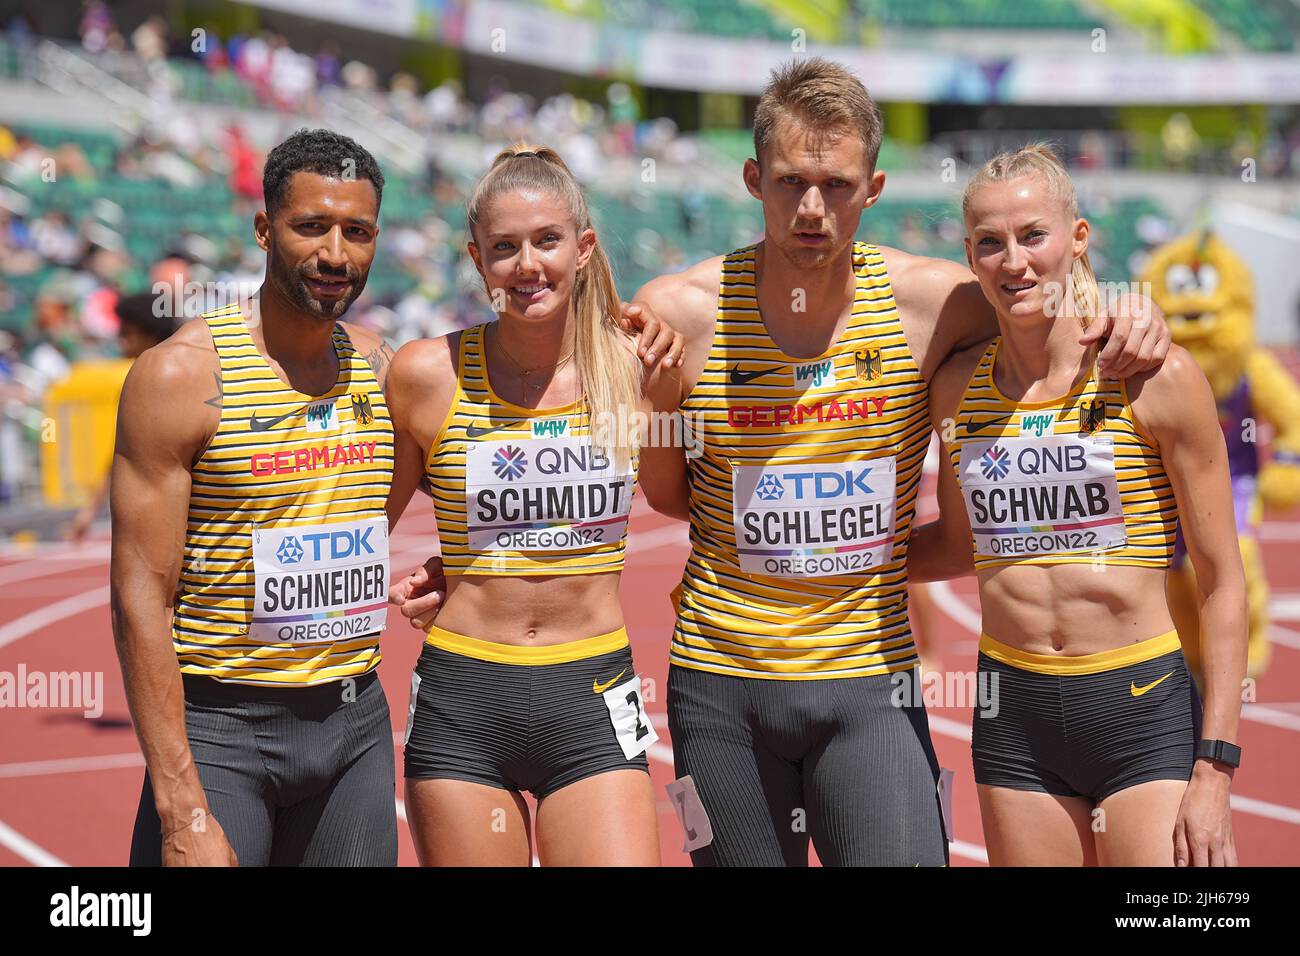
[972, 630, 1201, 803]
[403, 626, 650, 799]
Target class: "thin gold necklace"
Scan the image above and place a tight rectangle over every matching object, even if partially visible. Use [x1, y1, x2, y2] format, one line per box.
[490, 323, 576, 401]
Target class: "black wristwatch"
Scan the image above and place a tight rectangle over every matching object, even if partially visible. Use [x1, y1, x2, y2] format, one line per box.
[1195, 739, 1242, 768]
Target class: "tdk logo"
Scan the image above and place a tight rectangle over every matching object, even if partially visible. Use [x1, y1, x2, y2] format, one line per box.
[793, 359, 835, 389]
[783, 468, 874, 499]
[755, 475, 784, 500]
[298, 527, 376, 562]
[276, 536, 304, 565]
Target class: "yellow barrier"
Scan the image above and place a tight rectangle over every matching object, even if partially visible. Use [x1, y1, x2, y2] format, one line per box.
[40, 359, 132, 507]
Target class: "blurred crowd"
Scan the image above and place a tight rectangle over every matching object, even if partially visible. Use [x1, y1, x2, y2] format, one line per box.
[3, 4, 1300, 510]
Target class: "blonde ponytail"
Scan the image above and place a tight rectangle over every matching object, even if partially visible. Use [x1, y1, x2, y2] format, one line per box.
[962, 143, 1099, 330]
[466, 143, 641, 468]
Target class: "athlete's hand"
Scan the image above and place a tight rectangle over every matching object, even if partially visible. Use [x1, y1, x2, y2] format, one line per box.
[1173, 761, 1237, 867]
[161, 810, 238, 867]
[390, 555, 447, 631]
[620, 301, 685, 372]
[1081, 292, 1169, 378]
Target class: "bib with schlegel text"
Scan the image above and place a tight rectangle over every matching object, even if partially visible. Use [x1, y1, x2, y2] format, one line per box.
[250, 516, 389, 644]
[465, 437, 634, 554]
[731, 457, 897, 578]
[958, 434, 1126, 559]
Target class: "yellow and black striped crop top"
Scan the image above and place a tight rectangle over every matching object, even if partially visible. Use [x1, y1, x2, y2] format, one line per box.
[947, 338, 1177, 570]
[172, 305, 394, 686]
[425, 322, 638, 576]
[671, 242, 931, 680]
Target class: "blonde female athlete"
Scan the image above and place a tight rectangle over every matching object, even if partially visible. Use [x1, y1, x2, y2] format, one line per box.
[911, 145, 1246, 866]
[383, 144, 682, 866]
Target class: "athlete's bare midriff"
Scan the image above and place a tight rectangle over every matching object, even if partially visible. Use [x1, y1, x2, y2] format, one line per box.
[432, 564, 625, 646]
[978, 562, 1175, 654]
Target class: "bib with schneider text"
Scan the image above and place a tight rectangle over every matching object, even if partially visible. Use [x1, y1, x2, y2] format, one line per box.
[251, 516, 389, 644]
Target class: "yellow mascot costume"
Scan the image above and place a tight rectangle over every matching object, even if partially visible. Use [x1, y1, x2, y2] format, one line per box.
[1142, 230, 1300, 681]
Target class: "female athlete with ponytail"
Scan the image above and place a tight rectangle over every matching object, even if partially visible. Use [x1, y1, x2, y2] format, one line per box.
[384, 144, 683, 866]
[911, 145, 1247, 866]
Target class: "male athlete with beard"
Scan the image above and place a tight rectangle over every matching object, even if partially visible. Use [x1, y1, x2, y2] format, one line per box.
[113, 129, 400, 866]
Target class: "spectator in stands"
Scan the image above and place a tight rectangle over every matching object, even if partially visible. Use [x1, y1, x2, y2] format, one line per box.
[25, 270, 84, 394]
[66, 291, 177, 539]
[315, 41, 341, 88]
[78, 1, 116, 55]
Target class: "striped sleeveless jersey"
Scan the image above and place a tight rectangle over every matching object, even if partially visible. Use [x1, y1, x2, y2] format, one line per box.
[948, 338, 1177, 570]
[172, 305, 393, 685]
[672, 242, 930, 680]
[425, 322, 637, 576]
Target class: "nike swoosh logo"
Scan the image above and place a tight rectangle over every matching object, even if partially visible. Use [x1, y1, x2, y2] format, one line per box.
[466, 423, 508, 439]
[963, 417, 1015, 436]
[1131, 671, 1174, 697]
[593, 669, 627, 694]
[249, 406, 309, 432]
[729, 364, 783, 386]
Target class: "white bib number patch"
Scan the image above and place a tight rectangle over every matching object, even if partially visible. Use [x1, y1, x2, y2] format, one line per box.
[602, 675, 658, 760]
[958, 434, 1126, 558]
[732, 458, 897, 578]
[250, 516, 389, 644]
[465, 437, 634, 554]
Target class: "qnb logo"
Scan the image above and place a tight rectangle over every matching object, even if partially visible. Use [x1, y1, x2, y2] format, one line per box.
[980, 445, 1011, 481]
[755, 475, 785, 501]
[783, 468, 874, 500]
[298, 527, 377, 561]
[793, 359, 834, 388]
[276, 536, 305, 565]
[493, 445, 528, 481]
[50, 886, 151, 936]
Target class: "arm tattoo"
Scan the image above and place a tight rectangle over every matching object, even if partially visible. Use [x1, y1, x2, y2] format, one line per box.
[202, 372, 223, 409]
[365, 341, 395, 387]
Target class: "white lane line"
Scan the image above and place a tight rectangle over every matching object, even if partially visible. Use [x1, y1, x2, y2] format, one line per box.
[0, 752, 143, 779]
[627, 523, 689, 554]
[1269, 595, 1300, 621]
[1260, 522, 1300, 541]
[951, 840, 989, 864]
[1242, 704, 1300, 733]
[0, 586, 111, 650]
[1231, 795, 1300, 826]
[0, 554, 111, 588]
[0, 817, 67, 867]
[926, 581, 981, 633]
[395, 798, 407, 823]
[1271, 625, 1300, 650]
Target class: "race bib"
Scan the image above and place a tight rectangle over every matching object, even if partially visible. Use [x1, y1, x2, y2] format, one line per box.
[250, 516, 389, 644]
[601, 675, 659, 760]
[732, 458, 897, 578]
[465, 437, 634, 554]
[958, 435, 1126, 558]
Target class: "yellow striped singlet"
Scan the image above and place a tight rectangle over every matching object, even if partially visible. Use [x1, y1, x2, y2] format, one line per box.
[672, 242, 930, 680]
[172, 305, 393, 686]
[425, 322, 637, 576]
[948, 337, 1177, 570]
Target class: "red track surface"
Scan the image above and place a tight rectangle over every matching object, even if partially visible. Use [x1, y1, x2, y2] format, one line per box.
[1, 491, 1298, 867]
